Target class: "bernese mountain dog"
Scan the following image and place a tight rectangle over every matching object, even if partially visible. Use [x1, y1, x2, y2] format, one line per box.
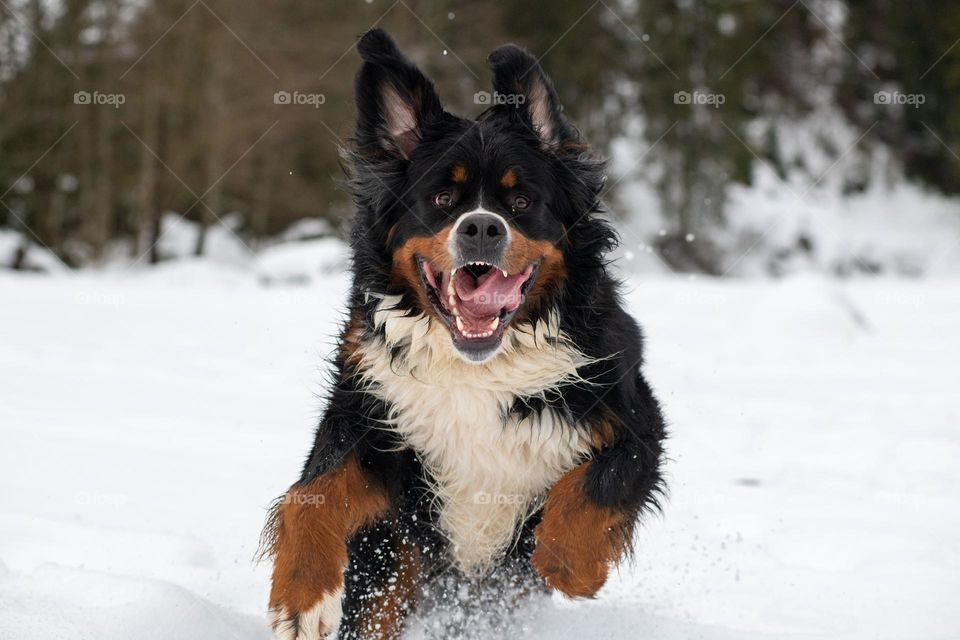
[260, 28, 667, 640]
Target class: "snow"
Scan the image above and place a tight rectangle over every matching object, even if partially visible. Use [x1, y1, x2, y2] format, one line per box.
[153, 212, 253, 266]
[615, 159, 960, 278]
[1, 247, 958, 639]
[255, 238, 350, 285]
[0, 229, 66, 273]
[611, 100, 960, 279]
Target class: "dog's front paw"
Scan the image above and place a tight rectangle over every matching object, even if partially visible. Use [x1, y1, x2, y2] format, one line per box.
[268, 546, 348, 639]
[262, 459, 390, 638]
[531, 536, 609, 598]
[268, 586, 344, 640]
[533, 463, 630, 599]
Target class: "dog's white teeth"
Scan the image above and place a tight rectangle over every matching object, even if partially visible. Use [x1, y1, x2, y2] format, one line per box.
[456, 316, 465, 332]
[500, 269, 508, 278]
[488, 317, 499, 330]
[462, 329, 492, 338]
[459, 325, 496, 338]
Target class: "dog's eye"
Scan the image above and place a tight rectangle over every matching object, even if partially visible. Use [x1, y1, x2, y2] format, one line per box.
[434, 191, 452, 208]
[512, 195, 530, 210]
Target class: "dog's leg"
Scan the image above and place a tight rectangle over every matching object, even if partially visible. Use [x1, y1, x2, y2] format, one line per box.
[532, 375, 666, 598]
[530, 461, 629, 598]
[265, 455, 390, 639]
[339, 522, 422, 640]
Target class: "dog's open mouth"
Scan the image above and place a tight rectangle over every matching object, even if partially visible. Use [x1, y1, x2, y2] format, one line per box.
[417, 258, 539, 360]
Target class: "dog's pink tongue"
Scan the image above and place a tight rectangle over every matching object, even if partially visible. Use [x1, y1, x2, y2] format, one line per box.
[454, 268, 527, 317]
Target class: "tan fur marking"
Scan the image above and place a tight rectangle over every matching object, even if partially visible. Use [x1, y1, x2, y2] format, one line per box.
[532, 462, 629, 598]
[268, 456, 390, 620]
[505, 230, 566, 303]
[385, 223, 398, 248]
[590, 411, 620, 449]
[500, 168, 518, 188]
[390, 226, 454, 311]
[451, 163, 468, 183]
[340, 310, 365, 370]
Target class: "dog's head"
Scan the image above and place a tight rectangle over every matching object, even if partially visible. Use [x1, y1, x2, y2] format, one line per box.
[347, 29, 610, 363]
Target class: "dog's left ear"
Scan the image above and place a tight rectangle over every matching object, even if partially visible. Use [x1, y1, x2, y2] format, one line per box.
[487, 44, 575, 147]
[354, 29, 444, 159]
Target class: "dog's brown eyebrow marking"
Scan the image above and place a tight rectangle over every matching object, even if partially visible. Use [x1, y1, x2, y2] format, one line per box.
[451, 164, 468, 183]
[500, 168, 518, 188]
[385, 223, 398, 248]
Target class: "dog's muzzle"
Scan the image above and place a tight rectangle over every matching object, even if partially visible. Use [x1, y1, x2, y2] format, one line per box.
[454, 212, 508, 266]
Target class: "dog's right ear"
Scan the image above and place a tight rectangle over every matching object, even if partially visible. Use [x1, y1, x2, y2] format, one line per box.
[354, 29, 443, 159]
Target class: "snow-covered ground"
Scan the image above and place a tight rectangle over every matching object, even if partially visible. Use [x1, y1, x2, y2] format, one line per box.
[1, 247, 958, 639]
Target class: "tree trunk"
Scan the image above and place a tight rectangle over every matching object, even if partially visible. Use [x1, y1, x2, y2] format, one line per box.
[89, 106, 114, 259]
[134, 86, 160, 260]
[194, 14, 226, 257]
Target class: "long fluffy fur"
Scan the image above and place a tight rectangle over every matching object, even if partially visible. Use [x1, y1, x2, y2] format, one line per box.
[263, 29, 667, 639]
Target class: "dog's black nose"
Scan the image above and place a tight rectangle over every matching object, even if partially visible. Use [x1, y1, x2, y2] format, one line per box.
[456, 213, 507, 261]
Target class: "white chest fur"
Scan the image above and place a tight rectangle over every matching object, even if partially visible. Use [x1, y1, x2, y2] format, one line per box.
[354, 297, 593, 573]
